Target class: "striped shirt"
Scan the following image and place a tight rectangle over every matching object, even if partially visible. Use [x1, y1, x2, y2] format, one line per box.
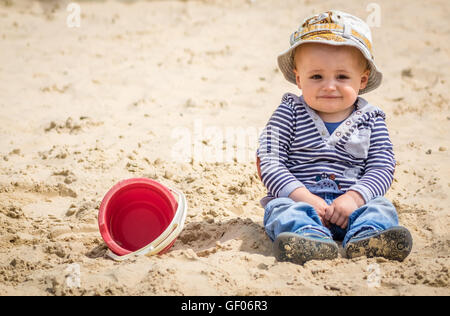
[257, 93, 395, 206]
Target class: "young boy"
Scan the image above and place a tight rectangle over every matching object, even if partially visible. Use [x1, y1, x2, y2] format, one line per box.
[257, 11, 413, 265]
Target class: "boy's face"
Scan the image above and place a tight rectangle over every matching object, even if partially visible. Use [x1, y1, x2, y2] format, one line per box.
[294, 43, 370, 122]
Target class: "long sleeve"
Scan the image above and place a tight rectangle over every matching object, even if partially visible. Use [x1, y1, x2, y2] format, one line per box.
[349, 116, 396, 203]
[257, 96, 304, 198]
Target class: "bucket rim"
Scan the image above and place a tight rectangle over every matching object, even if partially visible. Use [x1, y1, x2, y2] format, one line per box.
[98, 177, 178, 256]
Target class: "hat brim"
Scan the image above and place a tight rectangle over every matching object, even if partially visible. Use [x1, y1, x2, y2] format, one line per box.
[277, 39, 382, 94]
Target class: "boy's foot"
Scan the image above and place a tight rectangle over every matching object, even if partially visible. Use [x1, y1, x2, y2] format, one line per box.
[273, 232, 339, 265]
[345, 226, 413, 261]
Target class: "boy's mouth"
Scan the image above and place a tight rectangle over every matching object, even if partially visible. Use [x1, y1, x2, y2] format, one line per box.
[317, 96, 343, 99]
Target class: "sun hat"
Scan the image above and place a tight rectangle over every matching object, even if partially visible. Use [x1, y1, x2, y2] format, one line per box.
[277, 10, 382, 94]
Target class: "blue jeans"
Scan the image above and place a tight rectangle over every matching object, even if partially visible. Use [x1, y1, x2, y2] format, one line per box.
[263, 193, 399, 247]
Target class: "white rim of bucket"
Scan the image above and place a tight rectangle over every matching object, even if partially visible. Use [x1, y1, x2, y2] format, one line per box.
[106, 185, 187, 261]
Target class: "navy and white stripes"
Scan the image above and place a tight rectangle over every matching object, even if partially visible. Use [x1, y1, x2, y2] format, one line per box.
[257, 93, 395, 204]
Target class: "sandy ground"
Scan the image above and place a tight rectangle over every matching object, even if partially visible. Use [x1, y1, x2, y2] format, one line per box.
[0, 0, 449, 296]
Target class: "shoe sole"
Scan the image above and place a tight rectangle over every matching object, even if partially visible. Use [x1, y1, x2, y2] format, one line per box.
[273, 232, 339, 265]
[345, 226, 413, 261]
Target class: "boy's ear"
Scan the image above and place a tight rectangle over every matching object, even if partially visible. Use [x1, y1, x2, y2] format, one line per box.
[360, 69, 370, 90]
[294, 68, 302, 89]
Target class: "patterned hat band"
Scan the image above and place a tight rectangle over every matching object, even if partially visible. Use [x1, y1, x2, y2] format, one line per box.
[290, 23, 373, 57]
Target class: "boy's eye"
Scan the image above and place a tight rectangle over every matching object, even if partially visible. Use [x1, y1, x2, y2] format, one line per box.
[310, 74, 322, 80]
[337, 74, 350, 80]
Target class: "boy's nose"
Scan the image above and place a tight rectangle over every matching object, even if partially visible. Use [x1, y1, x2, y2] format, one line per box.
[323, 80, 337, 91]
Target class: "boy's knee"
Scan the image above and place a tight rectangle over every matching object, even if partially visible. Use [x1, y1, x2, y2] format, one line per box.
[369, 196, 395, 207]
[267, 198, 317, 216]
[264, 198, 317, 222]
[367, 197, 397, 216]
[264, 197, 295, 224]
[354, 196, 398, 226]
[265, 197, 295, 211]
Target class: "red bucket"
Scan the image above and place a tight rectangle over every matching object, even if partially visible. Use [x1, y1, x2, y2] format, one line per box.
[98, 178, 187, 260]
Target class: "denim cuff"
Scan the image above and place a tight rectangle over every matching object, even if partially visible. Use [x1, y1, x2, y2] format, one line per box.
[277, 180, 305, 198]
[296, 225, 333, 239]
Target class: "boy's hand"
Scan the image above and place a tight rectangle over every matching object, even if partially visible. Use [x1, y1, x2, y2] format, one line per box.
[289, 187, 330, 226]
[324, 191, 365, 229]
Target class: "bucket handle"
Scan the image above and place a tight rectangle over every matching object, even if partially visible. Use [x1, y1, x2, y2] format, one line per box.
[106, 185, 187, 261]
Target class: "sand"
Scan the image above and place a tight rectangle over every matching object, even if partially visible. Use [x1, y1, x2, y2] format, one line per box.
[0, 0, 449, 296]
